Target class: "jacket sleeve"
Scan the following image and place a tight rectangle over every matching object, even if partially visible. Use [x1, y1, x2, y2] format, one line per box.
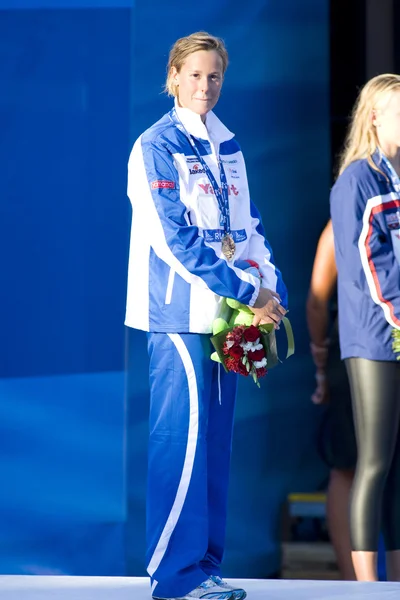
[128, 136, 260, 306]
[246, 200, 288, 308]
[331, 174, 400, 330]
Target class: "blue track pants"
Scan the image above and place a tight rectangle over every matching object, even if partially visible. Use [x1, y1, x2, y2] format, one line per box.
[146, 333, 238, 598]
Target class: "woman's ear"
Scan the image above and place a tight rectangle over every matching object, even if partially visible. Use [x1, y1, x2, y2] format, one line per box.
[170, 66, 179, 86]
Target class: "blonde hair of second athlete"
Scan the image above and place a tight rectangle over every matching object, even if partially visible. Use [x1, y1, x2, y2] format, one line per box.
[165, 31, 229, 97]
[338, 73, 400, 177]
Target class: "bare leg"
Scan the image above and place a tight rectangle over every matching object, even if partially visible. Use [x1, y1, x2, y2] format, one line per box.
[326, 468, 356, 580]
[351, 551, 378, 581]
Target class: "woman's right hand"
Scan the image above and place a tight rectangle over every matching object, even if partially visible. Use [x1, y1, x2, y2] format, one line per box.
[311, 369, 329, 405]
[251, 287, 286, 327]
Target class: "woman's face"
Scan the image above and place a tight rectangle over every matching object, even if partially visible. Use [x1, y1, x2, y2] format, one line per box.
[374, 89, 400, 150]
[172, 50, 224, 118]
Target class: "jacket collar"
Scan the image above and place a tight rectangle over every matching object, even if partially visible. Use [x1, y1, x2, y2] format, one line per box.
[371, 148, 390, 182]
[173, 100, 234, 144]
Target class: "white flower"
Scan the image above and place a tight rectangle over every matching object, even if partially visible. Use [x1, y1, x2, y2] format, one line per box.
[226, 340, 235, 349]
[241, 339, 260, 352]
[253, 358, 267, 368]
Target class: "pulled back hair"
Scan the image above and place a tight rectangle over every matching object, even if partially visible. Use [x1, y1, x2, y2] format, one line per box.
[338, 73, 400, 177]
[165, 31, 228, 97]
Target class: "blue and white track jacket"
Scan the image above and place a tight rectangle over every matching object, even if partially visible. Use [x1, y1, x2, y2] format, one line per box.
[330, 152, 400, 361]
[125, 103, 287, 333]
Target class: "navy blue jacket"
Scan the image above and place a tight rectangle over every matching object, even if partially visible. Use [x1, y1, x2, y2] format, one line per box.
[330, 152, 400, 361]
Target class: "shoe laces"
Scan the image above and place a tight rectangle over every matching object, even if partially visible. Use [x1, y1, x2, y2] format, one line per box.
[199, 578, 218, 590]
[210, 576, 225, 586]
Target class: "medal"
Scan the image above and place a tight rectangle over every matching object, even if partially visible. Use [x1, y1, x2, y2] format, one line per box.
[221, 234, 236, 261]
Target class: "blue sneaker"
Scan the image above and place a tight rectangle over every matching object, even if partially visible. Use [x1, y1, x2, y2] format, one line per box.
[209, 576, 247, 600]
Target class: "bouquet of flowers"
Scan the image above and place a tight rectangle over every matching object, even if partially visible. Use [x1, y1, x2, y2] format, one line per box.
[210, 259, 294, 386]
[211, 319, 292, 387]
[392, 328, 400, 359]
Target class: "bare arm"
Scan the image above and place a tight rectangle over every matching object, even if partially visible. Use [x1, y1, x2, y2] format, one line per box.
[306, 220, 337, 403]
[306, 220, 337, 346]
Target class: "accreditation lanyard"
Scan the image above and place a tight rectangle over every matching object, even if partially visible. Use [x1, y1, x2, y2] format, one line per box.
[380, 151, 400, 193]
[171, 108, 231, 235]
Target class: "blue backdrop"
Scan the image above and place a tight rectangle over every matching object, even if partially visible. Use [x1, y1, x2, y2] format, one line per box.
[0, 2, 131, 575]
[0, 0, 330, 578]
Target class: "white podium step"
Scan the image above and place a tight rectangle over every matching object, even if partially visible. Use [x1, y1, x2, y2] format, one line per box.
[0, 576, 399, 600]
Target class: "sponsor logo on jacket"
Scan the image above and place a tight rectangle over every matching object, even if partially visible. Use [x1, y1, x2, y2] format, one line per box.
[199, 183, 239, 196]
[386, 211, 400, 230]
[151, 180, 176, 189]
[189, 163, 206, 175]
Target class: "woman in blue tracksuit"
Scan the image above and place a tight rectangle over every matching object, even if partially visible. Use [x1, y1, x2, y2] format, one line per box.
[330, 73, 400, 582]
[125, 32, 287, 600]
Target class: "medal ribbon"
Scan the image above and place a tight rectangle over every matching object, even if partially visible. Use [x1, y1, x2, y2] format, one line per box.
[170, 108, 231, 235]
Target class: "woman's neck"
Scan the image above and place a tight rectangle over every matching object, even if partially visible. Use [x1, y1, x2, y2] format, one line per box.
[176, 99, 208, 125]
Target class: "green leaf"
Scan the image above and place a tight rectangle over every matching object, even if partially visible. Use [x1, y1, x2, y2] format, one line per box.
[211, 351, 222, 363]
[282, 317, 295, 358]
[258, 322, 273, 333]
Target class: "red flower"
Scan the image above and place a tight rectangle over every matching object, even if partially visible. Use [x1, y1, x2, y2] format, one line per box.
[237, 361, 249, 376]
[226, 327, 243, 345]
[243, 325, 260, 343]
[256, 367, 267, 378]
[229, 344, 244, 359]
[224, 356, 249, 376]
[247, 348, 265, 362]
[225, 357, 237, 372]
[231, 325, 245, 343]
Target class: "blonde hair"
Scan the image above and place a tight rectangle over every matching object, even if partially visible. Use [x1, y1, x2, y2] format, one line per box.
[338, 73, 400, 177]
[165, 31, 228, 97]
